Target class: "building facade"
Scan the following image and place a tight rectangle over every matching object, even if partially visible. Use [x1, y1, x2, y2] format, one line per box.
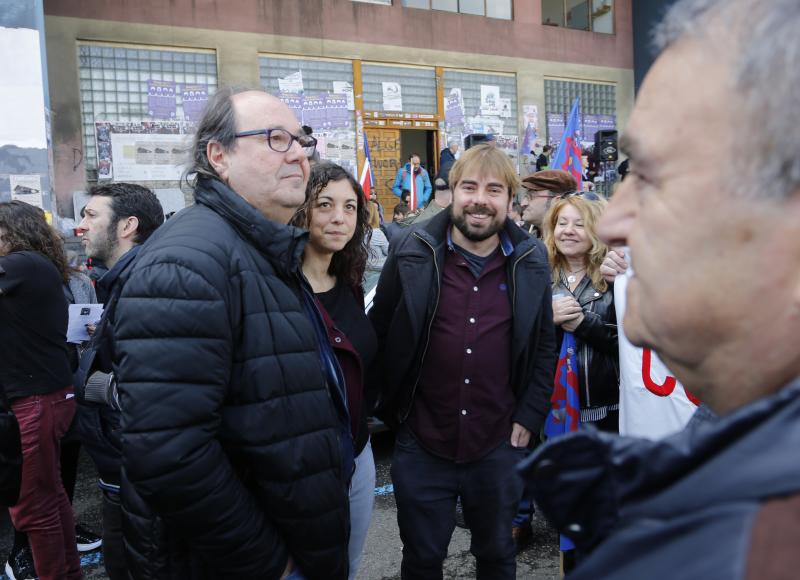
[44, 0, 634, 216]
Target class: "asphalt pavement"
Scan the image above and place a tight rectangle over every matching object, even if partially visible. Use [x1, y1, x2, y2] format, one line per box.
[1, 434, 559, 579]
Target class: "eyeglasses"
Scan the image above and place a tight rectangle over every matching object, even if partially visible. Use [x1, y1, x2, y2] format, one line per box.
[520, 189, 556, 202]
[234, 128, 318, 157]
[559, 190, 602, 202]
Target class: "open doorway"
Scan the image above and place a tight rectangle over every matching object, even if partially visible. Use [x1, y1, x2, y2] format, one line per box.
[399, 129, 439, 179]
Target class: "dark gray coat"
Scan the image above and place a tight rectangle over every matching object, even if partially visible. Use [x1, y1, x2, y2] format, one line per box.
[114, 177, 349, 580]
[520, 378, 800, 579]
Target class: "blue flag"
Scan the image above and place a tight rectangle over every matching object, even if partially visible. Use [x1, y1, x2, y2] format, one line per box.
[550, 97, 583, 191]
[544, 331, 581, 550]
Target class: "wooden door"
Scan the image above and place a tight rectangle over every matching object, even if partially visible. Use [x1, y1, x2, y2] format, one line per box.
[365, 128, 402, 212]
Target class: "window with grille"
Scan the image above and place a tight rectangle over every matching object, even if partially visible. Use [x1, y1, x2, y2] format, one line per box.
[544, 79, 616, 145]
[404, 0, 512, 19]
[77, 43, 218, 180]
[361, 64, 437, 114]
[541, 0, 613, 33]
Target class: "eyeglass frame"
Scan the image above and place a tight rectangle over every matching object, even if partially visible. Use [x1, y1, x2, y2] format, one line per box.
[233, 128, 318, 157]
[519, 188, 557, 203]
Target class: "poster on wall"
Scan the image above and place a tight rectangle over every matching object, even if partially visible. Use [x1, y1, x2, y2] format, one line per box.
[499, 98, 512, 118]
[95, 121, 193, 182]
[10, 174, 43, 208]
[279, 93, 304, 123]
[466, 115, 504, 136]
[546, 112, 566, 147]
[324, 94, 350, 129]
[479, 85, 501, 116]
[278, 71, 304, 94]
[332, 81, 355, 111]
[444, 88, 465, 128]
[382, 82, 403, 112]
[181, 84, 209, 122]
[147, 80, 177, 119]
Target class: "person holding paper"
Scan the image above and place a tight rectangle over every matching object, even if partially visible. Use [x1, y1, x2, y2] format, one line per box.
[0, 201, 81, 580]
[72, 182, 164, 579]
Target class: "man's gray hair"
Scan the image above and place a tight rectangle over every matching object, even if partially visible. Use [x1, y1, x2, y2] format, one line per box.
[187, 85, 263, 185]
[448, 138, 459, 148]
[653, 0, 800, 200]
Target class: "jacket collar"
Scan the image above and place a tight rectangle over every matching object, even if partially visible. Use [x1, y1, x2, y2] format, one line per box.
[97, 244, 141, 299]
[416, 206, 535, 260]
[194, 176, 308, 275]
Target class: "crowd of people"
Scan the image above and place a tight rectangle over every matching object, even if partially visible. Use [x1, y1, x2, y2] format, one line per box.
[1, 0, 799, 578]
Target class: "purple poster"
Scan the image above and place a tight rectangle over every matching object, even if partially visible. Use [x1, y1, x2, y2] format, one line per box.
[279, 93, 304, 123]
[181, 84, 209, 122]
[546, 113, 566, 147]
[147, 80, 177, 119]
[302, 95, 326, 131]
[445, 92, 464, 127]
[597, 114, 617, 132]
[324, 93, 350, 129]
[582, 114, 600, 145]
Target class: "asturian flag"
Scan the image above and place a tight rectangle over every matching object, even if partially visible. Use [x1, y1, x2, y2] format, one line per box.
[359, 133, 374, 201]
[550, 97, 583, 190]
[544, 330, 581, 552]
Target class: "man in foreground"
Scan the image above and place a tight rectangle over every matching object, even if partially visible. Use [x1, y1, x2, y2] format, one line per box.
[114, 88, 350, 579]
[371, 143, 555, 579]
[521, 0, 800, 577]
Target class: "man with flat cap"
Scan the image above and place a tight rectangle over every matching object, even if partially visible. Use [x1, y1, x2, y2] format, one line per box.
[518, 169, 577, 238]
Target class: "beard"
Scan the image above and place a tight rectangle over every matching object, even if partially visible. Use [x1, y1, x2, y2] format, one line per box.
[86, 222, 119, 265]
[450, 203, 505, 242]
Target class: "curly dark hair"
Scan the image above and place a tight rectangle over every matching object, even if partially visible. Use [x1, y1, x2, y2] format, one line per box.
[291, 162, 370, 290]
[0, 201, 70, 283]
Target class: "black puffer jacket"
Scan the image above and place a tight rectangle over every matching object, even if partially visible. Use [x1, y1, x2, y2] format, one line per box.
[114, 177, 349, 580]
[554, 277, 619, 411]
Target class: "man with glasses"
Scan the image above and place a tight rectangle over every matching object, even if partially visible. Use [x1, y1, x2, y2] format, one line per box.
[113, 88, 350, 579]
[519, 169, 577, 238]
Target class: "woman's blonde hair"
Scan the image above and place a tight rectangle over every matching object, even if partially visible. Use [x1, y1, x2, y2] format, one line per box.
[367, 201, 381, 229]
[542, 195, 609, 292]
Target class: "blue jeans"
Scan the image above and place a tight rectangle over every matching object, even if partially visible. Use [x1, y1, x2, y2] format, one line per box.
[391, 427, 524, 580]
[349, 440, 376, 580]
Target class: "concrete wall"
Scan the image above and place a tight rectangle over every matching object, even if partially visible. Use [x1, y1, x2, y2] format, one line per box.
[44, 1, 634, 216]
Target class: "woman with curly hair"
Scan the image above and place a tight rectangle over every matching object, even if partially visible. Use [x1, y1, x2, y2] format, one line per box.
[0, 201, 82, 580]
[543, 193, 620, 432]
[291, 162, 376, 580]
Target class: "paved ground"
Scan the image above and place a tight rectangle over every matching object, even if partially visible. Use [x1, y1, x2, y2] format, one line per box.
[1, 434, 559, 579]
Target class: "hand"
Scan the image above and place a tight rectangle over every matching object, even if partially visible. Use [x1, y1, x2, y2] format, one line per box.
[560, 312, 585, 332]
[552, 296, 583, 326]
[511, 423, 531, 448]
[85, 323, 97, 337]
[280, 556, 295, 580]
[600, 249, 628, 283]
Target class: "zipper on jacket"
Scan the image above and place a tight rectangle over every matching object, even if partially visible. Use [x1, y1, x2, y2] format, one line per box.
[582, 299, 595, 407]
[401, 233, 441, 422]
[510, 247, 535, 317]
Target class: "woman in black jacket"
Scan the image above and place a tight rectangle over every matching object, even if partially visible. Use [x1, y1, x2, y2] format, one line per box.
[543, 193, 619, 432]
[291, 162, 377, 580]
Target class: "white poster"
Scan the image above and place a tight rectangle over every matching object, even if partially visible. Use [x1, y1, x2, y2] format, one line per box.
[278, 71, 304, 94]
[480, 85, 501, 117]
[0, 26, 47, 149]
[616, 271, 699, 439]
[523, 104, 539, 130]
[332, 81, 355, 111]
[382, 82, 403, 112]
[10, 174, 44, 208]
[499, 98, 512, 118]
[466, 115, 504, 135]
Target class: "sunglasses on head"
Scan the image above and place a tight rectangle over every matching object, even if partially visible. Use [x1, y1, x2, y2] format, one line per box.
[559, 190, 602, 202]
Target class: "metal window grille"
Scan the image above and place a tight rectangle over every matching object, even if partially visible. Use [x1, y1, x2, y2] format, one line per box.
[362, 64, 437, 114]
[78, 43, 218, 180]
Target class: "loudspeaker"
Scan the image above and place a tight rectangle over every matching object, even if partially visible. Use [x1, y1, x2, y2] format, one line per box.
[595, 130, 618, 162]
[464, 134, 492, 150]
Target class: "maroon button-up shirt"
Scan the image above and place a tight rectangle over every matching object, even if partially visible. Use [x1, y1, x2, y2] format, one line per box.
[408, 233, 515, 463]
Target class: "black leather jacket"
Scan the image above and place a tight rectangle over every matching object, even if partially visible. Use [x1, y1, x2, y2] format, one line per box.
[554, 277, 619, 411]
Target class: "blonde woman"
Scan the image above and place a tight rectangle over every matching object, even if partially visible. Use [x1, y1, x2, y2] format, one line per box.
[543, 193, 620, 432]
